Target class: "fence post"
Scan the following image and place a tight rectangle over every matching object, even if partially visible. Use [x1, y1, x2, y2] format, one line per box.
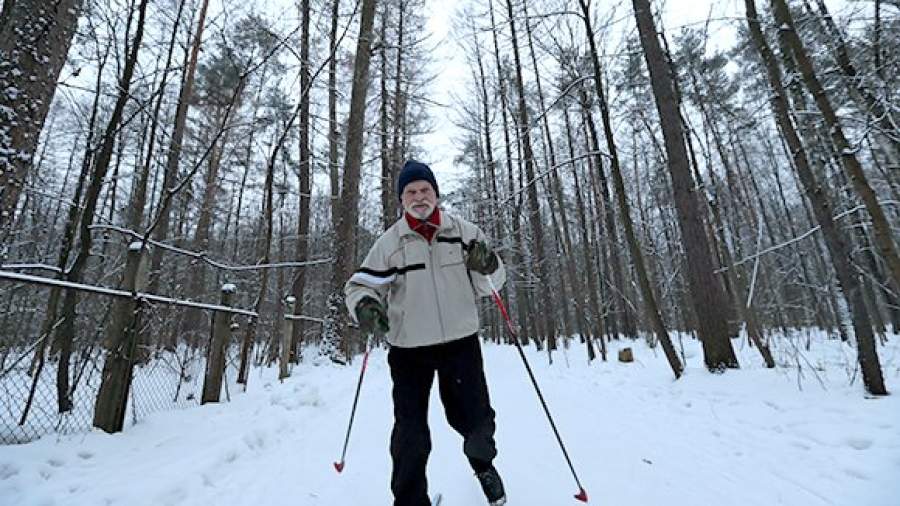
[202, 284, 234, 404]
[279, 296, 296, 381]
[93, 243, 150, 433]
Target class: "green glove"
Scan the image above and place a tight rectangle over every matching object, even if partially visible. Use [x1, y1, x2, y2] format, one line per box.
[466, 239, 499, 275]
[355, 296, 389, 335]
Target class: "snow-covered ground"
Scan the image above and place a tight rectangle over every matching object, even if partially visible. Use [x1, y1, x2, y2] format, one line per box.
[1, 331, 898, 506]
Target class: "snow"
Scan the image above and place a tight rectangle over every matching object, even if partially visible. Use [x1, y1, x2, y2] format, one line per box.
[1, 333, 898, 506]
[0, 271, 257, 317]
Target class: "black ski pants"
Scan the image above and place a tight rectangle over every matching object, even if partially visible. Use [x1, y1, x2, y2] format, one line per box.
[388, 334, 497, 506]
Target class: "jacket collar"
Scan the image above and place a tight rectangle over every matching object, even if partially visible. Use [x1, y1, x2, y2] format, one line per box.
[398, 207, 455, 239]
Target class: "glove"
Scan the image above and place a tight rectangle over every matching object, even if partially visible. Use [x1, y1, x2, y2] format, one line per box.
[466, 239, 499, 275]
[355, 296, 389, 335]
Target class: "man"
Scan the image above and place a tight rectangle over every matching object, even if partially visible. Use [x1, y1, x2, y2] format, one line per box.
[344, 160, 507, 506]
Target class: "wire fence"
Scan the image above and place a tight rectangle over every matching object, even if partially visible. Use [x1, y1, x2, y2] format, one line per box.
[0, 277, 252, 445]
[0, 339, 250, 445]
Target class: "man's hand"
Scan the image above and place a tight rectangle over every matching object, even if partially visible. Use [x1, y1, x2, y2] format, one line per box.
[466, 240, 499, 275]
[355, 296, 390, 335]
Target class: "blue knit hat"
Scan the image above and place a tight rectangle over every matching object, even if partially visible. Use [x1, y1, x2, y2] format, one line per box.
[397, 160, 439, 200]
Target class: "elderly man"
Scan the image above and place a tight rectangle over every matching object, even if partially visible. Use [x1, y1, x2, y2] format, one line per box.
[344, 160, 508, 506]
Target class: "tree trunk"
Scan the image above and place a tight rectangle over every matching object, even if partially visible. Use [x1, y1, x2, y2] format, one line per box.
[679, 51, 774, 367]
[290, 0, 312, 363]
[148, 0, 211, 294]
[182, 97, 244, 342]
[578, 0, 681, 375]
[0, 0, 82, 240]
[93, 246, 149, 432]
[328, 0, 341, 233]
[127, 0, 186, 233]
[239, 121, 282, 385]
[560, 107, 595, 343]
[379, 3, 392, 229]
[202, 285, 234, 403]
[471, 20, 503, 341]
[57, 0, 150, 415]
[569, 107, 604, 360]
[632, 0, 738, 371]
[521, 0, 574, 347]
[488, 0, 524, 342]
[327, 0, 378, 360]
[389, 0, 405, 201]
[504, 0, 554, 352]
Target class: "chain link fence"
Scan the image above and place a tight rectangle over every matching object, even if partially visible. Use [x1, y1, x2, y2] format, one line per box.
[0, 278, 252, 445]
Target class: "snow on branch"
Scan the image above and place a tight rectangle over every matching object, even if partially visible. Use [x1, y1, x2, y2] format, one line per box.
[0, 270, 258, 317]
[721, 201, 900, 272]
[497, 150, 611, 208]
[283, 314, 325, 323]
[90, 224, 332, 271]
[0, 263, 64, 274]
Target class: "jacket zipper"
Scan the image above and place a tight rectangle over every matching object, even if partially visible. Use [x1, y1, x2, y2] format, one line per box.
[428, 239, 447, 340]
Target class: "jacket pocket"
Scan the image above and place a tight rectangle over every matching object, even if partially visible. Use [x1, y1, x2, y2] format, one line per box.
[437, 242, 479, 336]
[387, 303, 405, 345]
[438, 241, 465, 267]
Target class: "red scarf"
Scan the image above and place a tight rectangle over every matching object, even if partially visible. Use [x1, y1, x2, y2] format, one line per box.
[405, 207, 441, 243]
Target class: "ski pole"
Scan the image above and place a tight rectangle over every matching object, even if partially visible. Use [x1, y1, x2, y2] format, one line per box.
[334, 336, 372, 473]
[487, 277, 589, 503]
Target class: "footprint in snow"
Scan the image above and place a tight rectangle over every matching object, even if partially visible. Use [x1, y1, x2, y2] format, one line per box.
[76, 451, 93, 460]
[219, 448, 240, 464]
[47, 458, 65, 468]
[0, 463, 19, 480]
[844, 437, 873, 451]
[242, 430, 267, 451]
[38, 466, 53, 480]
[763, 400, 784, 412]
[843, 467, 869, 480]
[790, 440, 811, 451]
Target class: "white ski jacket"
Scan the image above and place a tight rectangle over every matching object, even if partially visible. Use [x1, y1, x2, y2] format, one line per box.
[344, 210, 506, 348]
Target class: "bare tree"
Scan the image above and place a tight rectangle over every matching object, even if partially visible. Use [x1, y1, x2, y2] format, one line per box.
[328, 0, 342, 232]
[504, 0, 556, 355]
[0, 0, 83, 243]
[745, 0, 886, 394]
[147, 0, 211, 294]
[576, 0, 682, 376]
[290, 0, 313, 362]
[86, 0, 152, 429]
[632, 0, 738, 371]
[770, 0, 900, 290]
[326, 0, 379, 361]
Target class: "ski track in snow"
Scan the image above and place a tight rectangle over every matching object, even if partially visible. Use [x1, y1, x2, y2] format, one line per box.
[1, 333, 899, 506]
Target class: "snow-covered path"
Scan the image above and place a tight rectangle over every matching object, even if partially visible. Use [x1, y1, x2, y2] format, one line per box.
[1, 334, 899, 506]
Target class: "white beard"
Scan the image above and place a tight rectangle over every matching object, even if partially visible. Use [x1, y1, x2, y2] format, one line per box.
[404, 202, 435, 220]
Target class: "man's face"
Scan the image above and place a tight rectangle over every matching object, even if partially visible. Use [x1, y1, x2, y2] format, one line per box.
[401, 180, 438, 219]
